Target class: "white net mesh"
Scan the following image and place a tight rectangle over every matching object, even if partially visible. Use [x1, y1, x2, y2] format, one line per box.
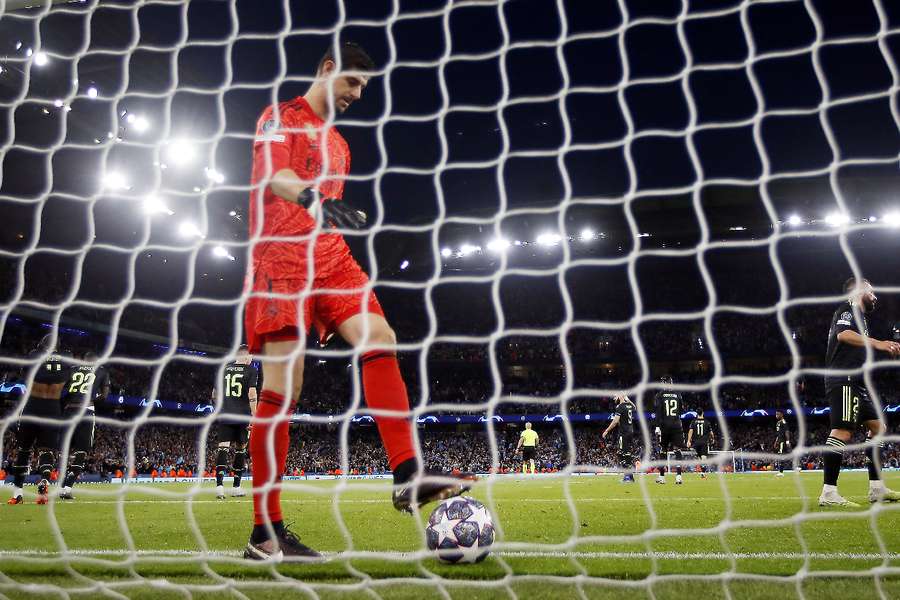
[2, 0, 900, 597]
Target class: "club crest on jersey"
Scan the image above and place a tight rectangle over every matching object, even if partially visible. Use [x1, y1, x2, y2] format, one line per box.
[261, 119, 277, 133]
[303, 124, 318, 142]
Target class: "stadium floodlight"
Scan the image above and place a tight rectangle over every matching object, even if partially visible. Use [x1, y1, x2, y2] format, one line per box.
[87, 86, 98, 99]
[459, 243, 479, 256]
[204, 167, 225, 184]
[165, 140, 197, 165]
[536, 232, 561, 246]
[133, 117, 149, 132]
[32, 51, 48, 66]
[142, 195, 173, 216]
[178, 221, 203, 238]
[786, 215, 802, 226]
[53, 99, 63, 108]
[883, 212, 900, 227]
[440, 247, 452, 258]
[486, 238, 510, 252]
[579, 228, 594, 242]
[400, 260, 409, 270]
[824, 212, 850, 227]
[102, 171, 129, 191]
[212, 245, 235, 260]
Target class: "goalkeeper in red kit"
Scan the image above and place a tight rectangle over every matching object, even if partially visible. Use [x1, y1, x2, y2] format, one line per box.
[244, 42, 473, 561]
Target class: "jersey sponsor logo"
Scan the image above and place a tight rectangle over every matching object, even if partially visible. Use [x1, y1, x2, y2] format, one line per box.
[837, 311, 853, 326]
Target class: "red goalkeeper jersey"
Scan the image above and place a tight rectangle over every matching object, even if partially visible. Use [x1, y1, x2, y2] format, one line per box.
[248, 96, 351, 280]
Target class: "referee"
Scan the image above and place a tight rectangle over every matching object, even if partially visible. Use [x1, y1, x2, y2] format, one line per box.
[516, 423, 539, 475]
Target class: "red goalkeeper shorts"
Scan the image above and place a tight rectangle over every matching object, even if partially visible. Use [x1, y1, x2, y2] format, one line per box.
[244, 240, 384, 353]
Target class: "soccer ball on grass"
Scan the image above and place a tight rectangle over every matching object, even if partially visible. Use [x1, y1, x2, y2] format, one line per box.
[425, 497, 494, 564]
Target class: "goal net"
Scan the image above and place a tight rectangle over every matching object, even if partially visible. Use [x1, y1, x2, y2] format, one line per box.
[2, 0, 900, 597]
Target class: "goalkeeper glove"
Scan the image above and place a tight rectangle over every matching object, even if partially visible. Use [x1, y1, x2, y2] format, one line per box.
[297, 188, 366, 230]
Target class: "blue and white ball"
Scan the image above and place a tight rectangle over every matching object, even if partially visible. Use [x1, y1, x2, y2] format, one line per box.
[425, 497, 494, 563]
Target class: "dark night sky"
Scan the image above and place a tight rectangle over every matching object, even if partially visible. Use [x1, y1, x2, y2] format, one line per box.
[1, 0, 900, 350]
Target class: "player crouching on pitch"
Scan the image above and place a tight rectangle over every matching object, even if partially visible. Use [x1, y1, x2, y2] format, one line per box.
[818, 277, 900, 507]
[243, 41, 473, 560]
[8, 335, 71, 505]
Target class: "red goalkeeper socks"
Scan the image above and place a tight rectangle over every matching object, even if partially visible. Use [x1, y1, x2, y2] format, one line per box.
[250, 390, 292, 526]
[362, 351, 416, 471]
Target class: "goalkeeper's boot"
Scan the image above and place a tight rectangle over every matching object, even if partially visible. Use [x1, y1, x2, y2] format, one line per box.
[215, 485, 226, 500]
[244, 527, 323, 562]
[231, 486, 246, 498]
[392, 470, 476, 514]
[58, 489, 74, 500]
[7, 495, 23, 505]
[36, 480, 49, 505]
[868, 486, 900, 504]
[818, 490, 860, 508]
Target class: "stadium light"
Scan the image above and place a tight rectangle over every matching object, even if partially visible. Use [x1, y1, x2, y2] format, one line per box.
[103, 171, 129, 191]
[579, 228, 594, 242]
[87, 86, 98, 99]
[204, 167, 225, 184]
[536, 232, 561, 246]
[883, 212, 900, 227]
[53, 99, 63, 108]
[212, 245, 234, 260]
[869, 216, 879, 223]
[787, 215, 802, 226]
[178, 221, 203, 238]
[33, 51, 48, 66]
[165, 140, 197, 165]
[400, 260, 409, 270]
[440, 247, 452, 258]
[142, 195, 173, 216]
[486, 238, 510, 252]
[824, 212, 850, 227]
[459, 244, 480, 256]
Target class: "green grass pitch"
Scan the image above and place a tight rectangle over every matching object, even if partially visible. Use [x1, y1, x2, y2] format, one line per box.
[2, 471, 900, 599]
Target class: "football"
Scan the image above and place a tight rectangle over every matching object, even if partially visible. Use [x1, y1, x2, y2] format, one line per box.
[425, 497, 494, 564]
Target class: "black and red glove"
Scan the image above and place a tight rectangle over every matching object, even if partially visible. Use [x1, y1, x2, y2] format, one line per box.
[297, 189, 366, 230]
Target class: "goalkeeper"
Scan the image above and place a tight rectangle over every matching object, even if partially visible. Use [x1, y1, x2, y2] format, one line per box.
[244, 41, 472, 560]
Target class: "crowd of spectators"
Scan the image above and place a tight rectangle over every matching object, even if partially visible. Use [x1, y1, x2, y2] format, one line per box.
[6, 416, 900, 479]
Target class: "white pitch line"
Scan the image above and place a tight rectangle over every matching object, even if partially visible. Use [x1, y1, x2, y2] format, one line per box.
[0, 549, 897, 561]
[38, 495, 823, 505]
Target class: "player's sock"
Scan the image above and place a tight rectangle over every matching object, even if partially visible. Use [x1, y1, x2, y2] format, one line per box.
[12, 454, 27, 489]
[216, 448, 229, 487]
[250, 390, 292, 526]
[233, 449, 246, 487]
[865, 440, 884, 482]
[530, 459, 535, 474]
[674, 450, 683, 476]
[251, 520, 286, 544]
[361, 351, 416, 474]
[658, 466, 666, 478]
[66, 451, 86, 489]
[824, 436, 845, 486]
[522, 463, 527, 475]
[778, 462, 784, 474]
[37, 451, 54, 482]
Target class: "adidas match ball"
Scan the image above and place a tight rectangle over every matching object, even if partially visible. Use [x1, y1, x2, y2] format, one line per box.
[425, 497, 494, 564]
